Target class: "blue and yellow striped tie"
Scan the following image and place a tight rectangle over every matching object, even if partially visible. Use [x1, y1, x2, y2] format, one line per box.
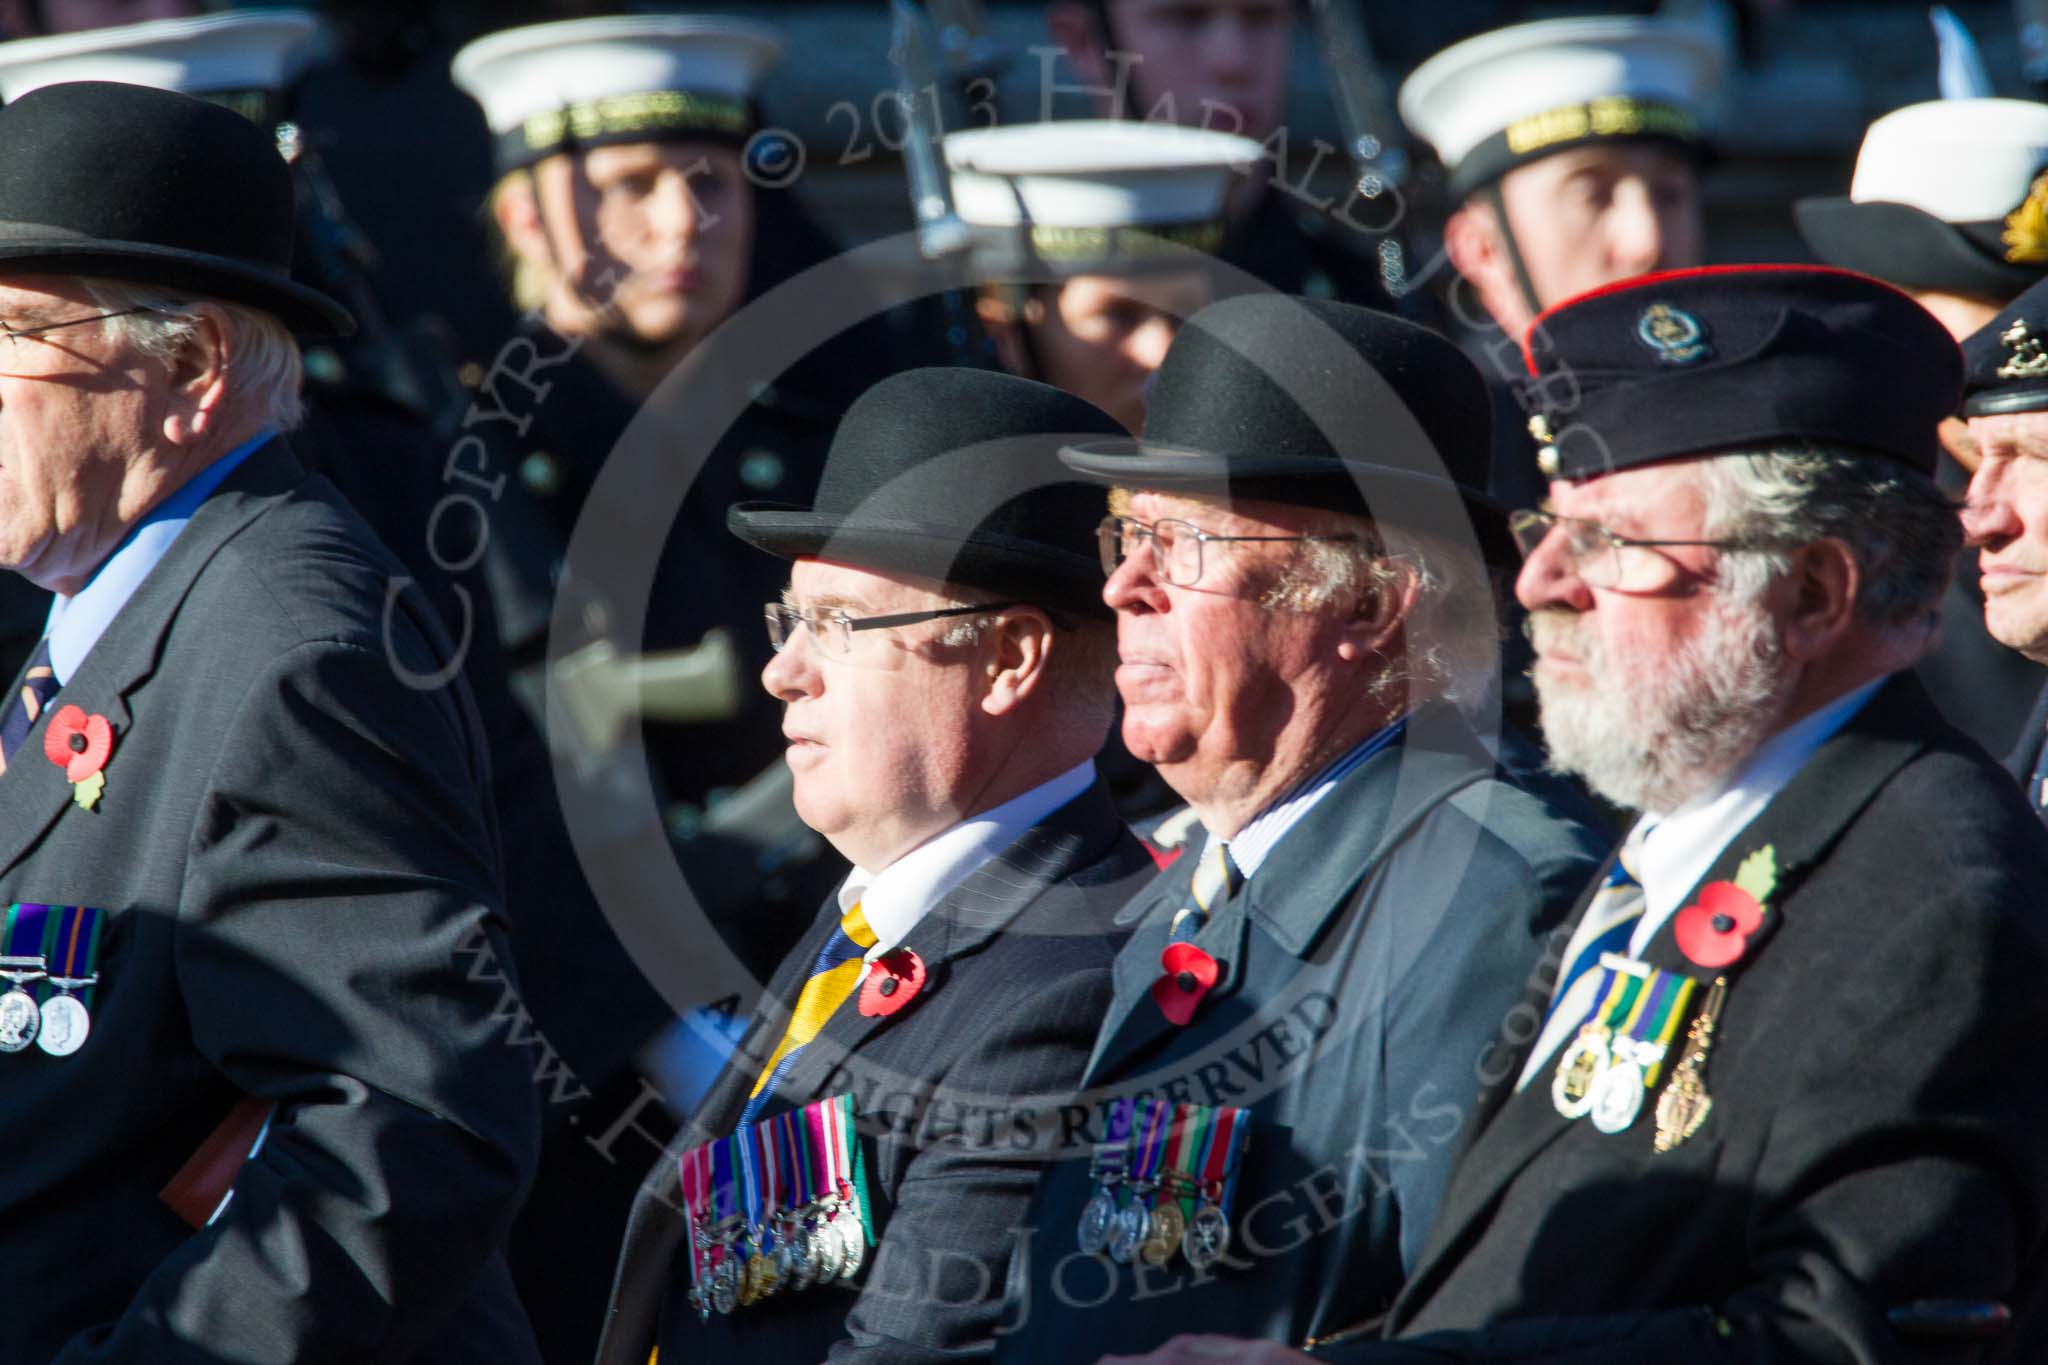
[740, 901, 877, 1125]
[1169, 841, 1242, 943]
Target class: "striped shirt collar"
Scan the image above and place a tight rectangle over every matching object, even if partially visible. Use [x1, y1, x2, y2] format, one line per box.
[1204, 718, 1409, 879]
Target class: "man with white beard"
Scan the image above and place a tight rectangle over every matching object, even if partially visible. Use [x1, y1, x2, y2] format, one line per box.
[1106, 265, 2048, 1364]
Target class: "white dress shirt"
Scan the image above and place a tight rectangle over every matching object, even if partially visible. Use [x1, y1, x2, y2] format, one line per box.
[1624, 678, 1883, 957]
[837, 760, 1096, 959]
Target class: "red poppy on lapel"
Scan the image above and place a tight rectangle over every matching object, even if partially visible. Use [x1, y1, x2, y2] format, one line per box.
[43, 706, 113, 811]
[1675, 881, 1763, 969]
[857, 949, 926, 1017]
[1152, 941, 1218, 1026]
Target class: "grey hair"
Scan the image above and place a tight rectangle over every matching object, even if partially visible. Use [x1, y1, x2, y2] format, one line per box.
[80, 278, 306, 432]
[1693, 447, 1959, 634]
[1261, 522, 1497, 709]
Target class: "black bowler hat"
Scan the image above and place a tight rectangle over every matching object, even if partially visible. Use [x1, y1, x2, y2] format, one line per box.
[1057, 295, 1505, 545]
[728, 368, 1126, 620]
[1518, 265, 1961, 480]
[0, 81, 351, 336]
[1961, 275, 2048, 418]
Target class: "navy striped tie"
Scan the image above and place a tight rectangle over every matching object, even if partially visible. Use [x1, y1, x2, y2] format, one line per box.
[0, 639, 58, 776]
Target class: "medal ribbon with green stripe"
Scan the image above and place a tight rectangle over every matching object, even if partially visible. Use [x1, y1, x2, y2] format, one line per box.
[1603, 957, 1696, 1088]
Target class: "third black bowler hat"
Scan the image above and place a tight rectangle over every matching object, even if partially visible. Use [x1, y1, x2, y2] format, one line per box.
[1057, 294, 1506, 546]
[0, 81, 351, 336]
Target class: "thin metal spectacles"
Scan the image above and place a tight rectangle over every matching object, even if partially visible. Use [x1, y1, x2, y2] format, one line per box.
[0, 307, 155, 351]
[1098, 514, 1364, 588]
[1508, 507, 1758, 590]
[764, 600, 1024, 657]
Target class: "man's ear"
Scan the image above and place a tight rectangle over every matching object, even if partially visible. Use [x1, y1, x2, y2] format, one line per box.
[492, 172, 552, 268]
[1444, 198, 1528, 332]
[1336, 558, 1421, 663]
[1047, 2, 1109, 87]
[161, 305, 234, 448]
[975, 294, 1032, 378]
[1779, 537, 1860, 664]
[981, 609, 1055, 717]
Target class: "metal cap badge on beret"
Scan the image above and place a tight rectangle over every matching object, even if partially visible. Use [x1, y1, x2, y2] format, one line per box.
[728, 368, 1126, 619]
[1058, 294, 1506, 547]
[1796, 98, 2048, 298]
[1518, 265, 1961, 480]
[1961, 273, 2048, 417]
[453, 15, 784, 176]
[0, 81, 351, 336]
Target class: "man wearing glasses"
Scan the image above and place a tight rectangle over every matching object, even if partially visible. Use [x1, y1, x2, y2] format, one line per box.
[992, 295, 1605, 1360]
[0, 83, 539, 1361]
[1109, 269, 2048, 1364]
[594, 367, 1157, 1364]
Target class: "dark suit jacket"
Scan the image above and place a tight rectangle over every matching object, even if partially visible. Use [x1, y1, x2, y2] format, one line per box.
[0, 440, 539, 1363]
[993, 704, 1608, 1360]
[594, 778, 1153, 1364]
[1324, 674, 2048, 1363]
[2002, 680, 2048, 792]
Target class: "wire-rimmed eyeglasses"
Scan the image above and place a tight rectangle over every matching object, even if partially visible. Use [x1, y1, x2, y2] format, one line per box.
[1507, 507, 1759, 591]
[764, 600, 1024, 657]
[1097, 514, 1365, 588]
[0, 307, 155, 352]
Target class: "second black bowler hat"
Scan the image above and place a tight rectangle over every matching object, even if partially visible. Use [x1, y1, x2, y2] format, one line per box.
[728, 368, 1126, 619]
[1056, 295, 1504, 542]
[1519, 265, 1961, 479]
[0, 81, 351, 336]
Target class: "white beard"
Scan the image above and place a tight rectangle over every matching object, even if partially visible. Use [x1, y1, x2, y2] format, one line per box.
[1528, 594, 1792, 815]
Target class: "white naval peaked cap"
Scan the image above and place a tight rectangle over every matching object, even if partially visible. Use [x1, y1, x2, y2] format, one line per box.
[1848, 99, 2048, 223]
[1797, 98, 2048, 296]
[0, 10, 320, 103]
[1399, 13, 1726, 200]
[452, 14, 785, 173]
[945, 120, 1257, 230]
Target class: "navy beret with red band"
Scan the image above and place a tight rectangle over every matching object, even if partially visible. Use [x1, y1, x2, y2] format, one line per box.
[1515, 265, 1963, 481]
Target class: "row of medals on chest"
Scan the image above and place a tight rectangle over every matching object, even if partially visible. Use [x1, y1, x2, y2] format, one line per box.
[1552, 956, 1727, 1150]
[691, 1183, 868, 1319]
[1078, 1156, 1231, 1272]
[0, 954, 92, 1058]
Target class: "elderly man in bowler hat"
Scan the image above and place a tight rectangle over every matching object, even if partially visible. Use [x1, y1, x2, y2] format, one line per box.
[0, 82, 538, 1361]
[1119, 267, 2048, 1364]
[594, 367, 1155, 1363]
[992, 295, 1606, 1361]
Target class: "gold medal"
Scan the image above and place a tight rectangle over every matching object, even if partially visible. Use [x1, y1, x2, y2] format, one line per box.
[1140, 1201, 1184, 1266]
[1654, 977, 1727, 1153]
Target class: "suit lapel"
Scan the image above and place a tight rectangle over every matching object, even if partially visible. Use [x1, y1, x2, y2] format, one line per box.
[778, 780, 1129, 1106]
[0, 440, 305, 876]
[1084, 704, 1493, 1085]
[1400, 672, 1940, 1314]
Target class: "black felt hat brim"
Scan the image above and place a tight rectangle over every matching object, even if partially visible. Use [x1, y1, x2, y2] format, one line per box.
[1795, 197, 2039, 300]
[727, 505, 1113, 620]
[0, 236, 355, 338]
[1058, 438, 1514, 563]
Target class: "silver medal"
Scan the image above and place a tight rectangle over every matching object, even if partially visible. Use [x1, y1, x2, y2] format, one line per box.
[35, 994, 87, 1057]
[1108, 1200, 1147, 1265]
[836, 1213, 866, 1280]
[0, 987, 39, 1053]
[1590, 1057, 1647, 1134]
[810, 1220, 843, 1282]
[1077, 1187, 1117, 1254]
[787, 1220, 816, 1291]
[710, 1254, 742, 1315]
[1182, 1202, 1231, 1272]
